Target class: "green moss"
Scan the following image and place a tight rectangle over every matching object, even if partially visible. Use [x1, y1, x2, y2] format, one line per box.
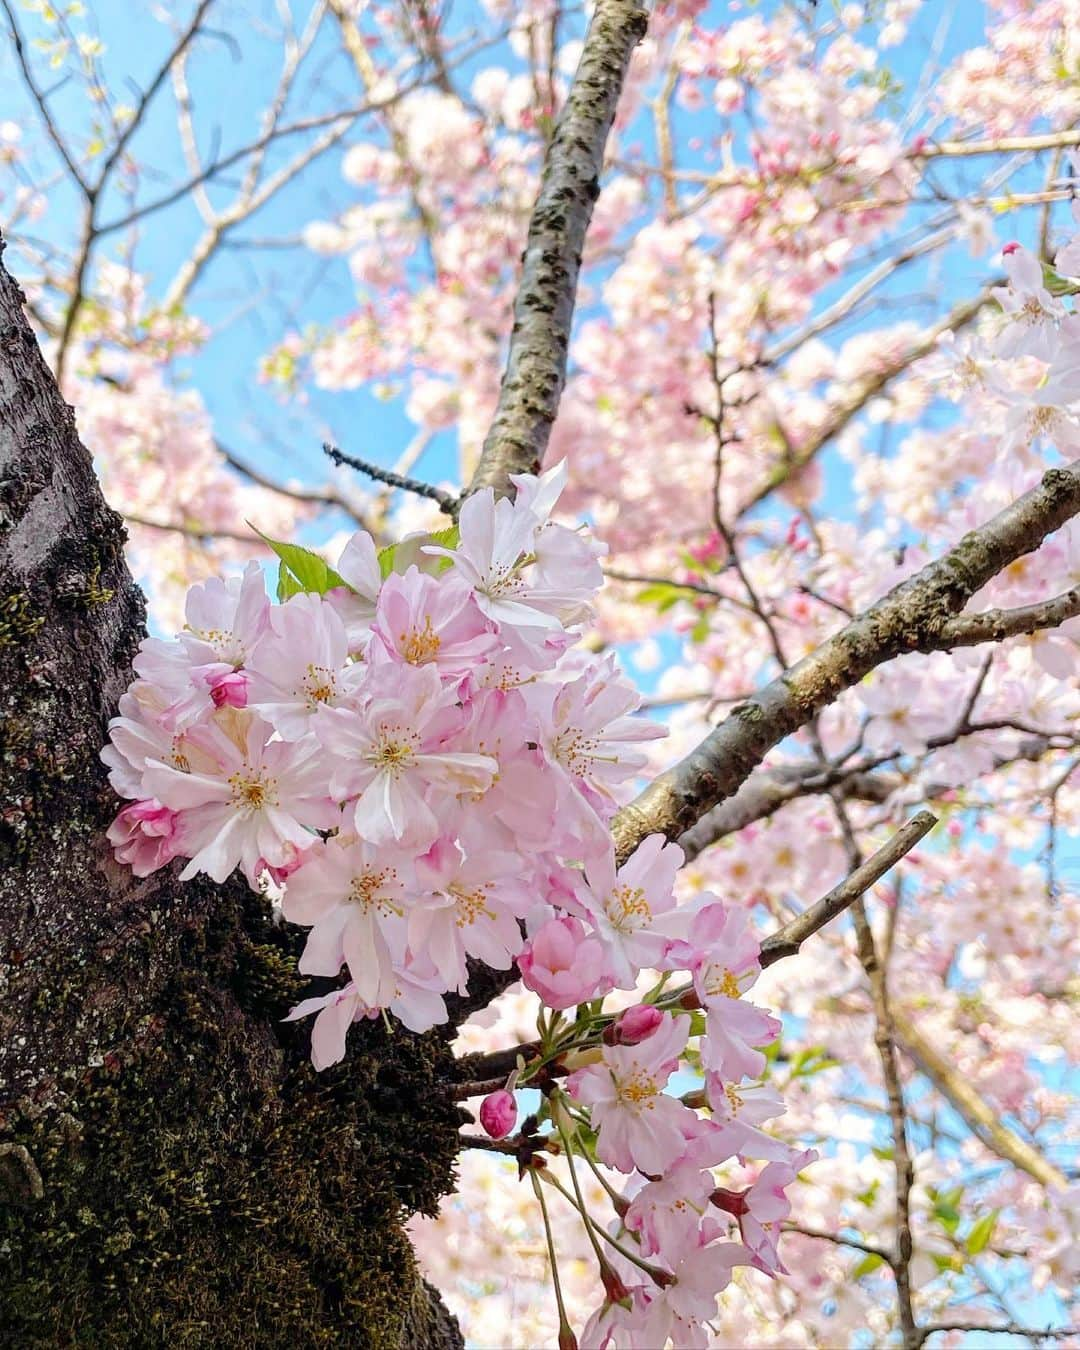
[1, 886, 462, 1348]
[0, 592, 44, 647]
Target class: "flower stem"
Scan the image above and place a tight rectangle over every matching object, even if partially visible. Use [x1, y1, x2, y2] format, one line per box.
[530, 1165, 575, 1346]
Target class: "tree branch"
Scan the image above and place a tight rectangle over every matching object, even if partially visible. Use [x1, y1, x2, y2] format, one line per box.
[612, 461, 1080, 862]
[893, 1009, 1070, 1190]
[467, 0, 648, 497]
[758, 811, 936, 967]
[324, 444, 458, 513]
[937, 589, 1080, 647]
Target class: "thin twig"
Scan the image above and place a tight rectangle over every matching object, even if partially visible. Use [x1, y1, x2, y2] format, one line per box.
[781, 1223, 892, 1262]
[1, 0, 90, 193]
[829, 799, 918, 1349]
[759, 811, 937, 967]
[324, 443, 458, 514]
[917, 1324, 1080, 1347]
[123, 513, 261, 546]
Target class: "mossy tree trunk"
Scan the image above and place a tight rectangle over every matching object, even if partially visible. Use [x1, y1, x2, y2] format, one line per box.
[0, 239, 465, 1347]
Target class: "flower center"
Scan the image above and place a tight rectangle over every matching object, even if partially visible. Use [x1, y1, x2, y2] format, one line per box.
[483, 561, 525, 599]
[606, 884, 652, 933]
[187, 623, 243, 664]
[228, 769, 277, 813]
[450, 882, 495, 927]
[303, 663, 337, 704]
[705, 967, 742, 1000]
[370, 725, 420, 776]
[1021, 296, 1048, 325]
[401, 616, 442, 665]
[349, 868, 402, 917]
[619, 1068, 659, 1108]
[552, 728, 599, 777]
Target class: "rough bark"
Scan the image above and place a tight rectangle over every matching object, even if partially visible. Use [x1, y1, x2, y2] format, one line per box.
[0, 238, 464, 1347]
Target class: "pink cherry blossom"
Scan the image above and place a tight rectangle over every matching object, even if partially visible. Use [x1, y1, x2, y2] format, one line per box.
[567, 1011, 703, 1175]
[143, 711, 338, 886]
[106, 798, 183, 876]
[369, 564, 496, 676]
[281, 833, 412, 1008]
[318, 662, 498, 847]
[518, 913, 611, 1010]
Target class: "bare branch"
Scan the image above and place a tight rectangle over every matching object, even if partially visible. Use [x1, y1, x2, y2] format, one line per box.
[324, 443, 458, 514]
[758, 811, 937, 968]
[467, 0, 648, 497]
[1, 0, 90, 193]
[612, 460, 1080, 862]
[937, 588, 1080, 647]
[917, 129, 1080, 159]
[894, 1009, 1070, 1190]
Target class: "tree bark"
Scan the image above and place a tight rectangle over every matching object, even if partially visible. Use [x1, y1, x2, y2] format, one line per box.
[0, 237, 464, 1347]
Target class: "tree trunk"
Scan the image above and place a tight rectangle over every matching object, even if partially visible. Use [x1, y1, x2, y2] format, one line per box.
[0, 237, 464, 1349]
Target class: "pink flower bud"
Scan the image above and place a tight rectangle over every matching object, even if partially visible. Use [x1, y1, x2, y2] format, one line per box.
[479, 1089, 517, 1140]
[609, 1003, 663, 1046]
[207, 669, 248, 709]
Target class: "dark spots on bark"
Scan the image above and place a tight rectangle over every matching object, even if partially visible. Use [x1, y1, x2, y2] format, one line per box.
[2, 884, 463, 1348]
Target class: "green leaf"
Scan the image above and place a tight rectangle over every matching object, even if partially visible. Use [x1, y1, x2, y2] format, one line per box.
[250, 526, 347, 601]
[856, 1180, 880, 1208]
[378, 524, 460, 579]
[966, 1210, 999, 1256]
[1041, 262, 1080, 297]
[851, 1252, 884, 1279]
[686, 1010, 708, 1039]
[633, 582, 687, 612]
[690, 612, 711, 643]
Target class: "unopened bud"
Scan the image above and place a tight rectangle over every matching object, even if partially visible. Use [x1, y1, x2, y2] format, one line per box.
[599, 1257, 631, 1308]
[479, 1089, 517, 1140]
[611, 1003, 664, 1046]
[207, 670, 248, 709]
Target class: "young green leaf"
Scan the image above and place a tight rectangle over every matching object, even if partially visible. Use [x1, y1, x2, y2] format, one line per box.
[249, 525, 348, 600]
[851, 1252, 885, 1279]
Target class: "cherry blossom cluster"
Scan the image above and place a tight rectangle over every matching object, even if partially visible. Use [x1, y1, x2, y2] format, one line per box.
[101, 458, 817, 1346]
